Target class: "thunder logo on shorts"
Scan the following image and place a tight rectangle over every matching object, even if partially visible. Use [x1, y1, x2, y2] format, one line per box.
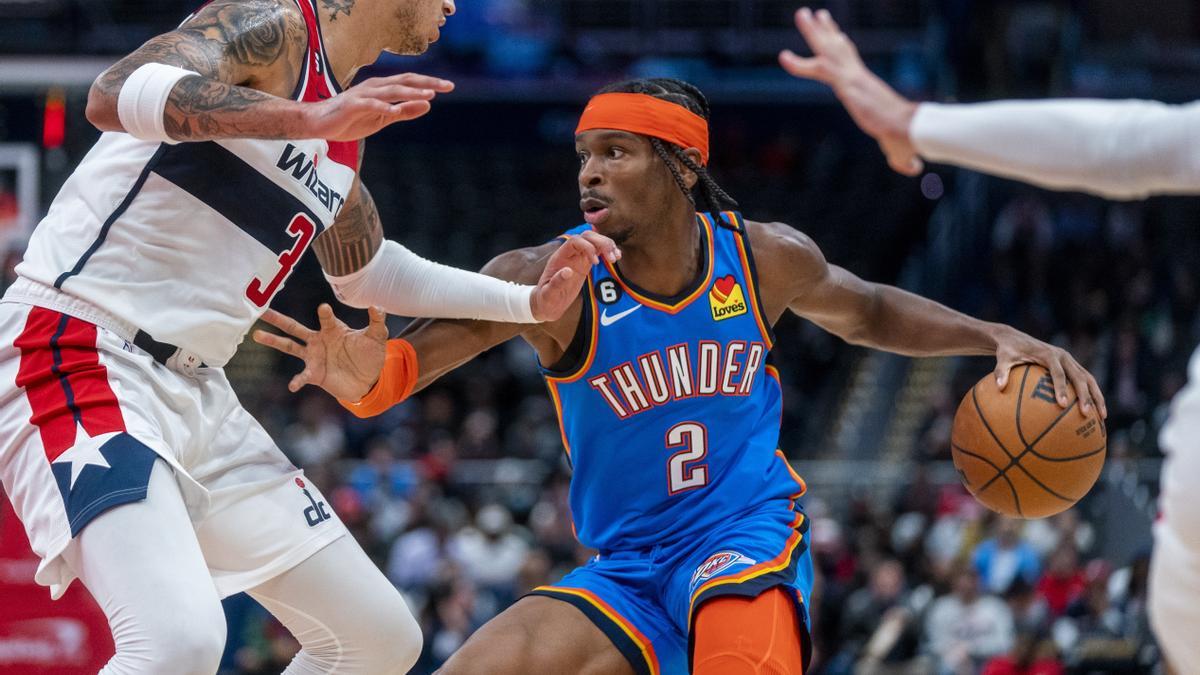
[542, 211, 806, 553]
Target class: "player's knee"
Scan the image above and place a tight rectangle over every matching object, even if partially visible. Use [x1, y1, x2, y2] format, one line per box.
[343, 589, 423, 673]
[117, 606, 226, 674]
[160, 627, 226, 674]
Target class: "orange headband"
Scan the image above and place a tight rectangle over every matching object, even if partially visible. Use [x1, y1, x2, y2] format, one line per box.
[576, 92, 710, 165]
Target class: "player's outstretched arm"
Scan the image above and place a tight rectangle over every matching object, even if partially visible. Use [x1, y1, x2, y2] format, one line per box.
[316, 180, 618, 324]
[750, 220, 1106, 418]
[780, 6, 1200, 199]
[86, 0, 450, 142]
[256, 239, 590, 413]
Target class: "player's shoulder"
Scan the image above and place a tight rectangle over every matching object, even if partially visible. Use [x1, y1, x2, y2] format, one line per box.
[480, 241, 563, 286]
[182, 0, 307, 54]
[744, 219, 828, 280]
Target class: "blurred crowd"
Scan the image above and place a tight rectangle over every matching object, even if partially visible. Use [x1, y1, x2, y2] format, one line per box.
[809, 485, 1159, 675]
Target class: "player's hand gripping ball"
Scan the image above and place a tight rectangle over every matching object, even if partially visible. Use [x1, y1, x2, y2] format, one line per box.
[951, 364, 1106, 518]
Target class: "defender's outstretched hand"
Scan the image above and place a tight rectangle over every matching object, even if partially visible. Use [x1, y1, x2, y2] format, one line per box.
[303, 73, 455, 141]
[779, 8, 923, 176]
[254, 304, 388, 400]
[992, 327, 1107, 419]
[530, 230, 620, 321]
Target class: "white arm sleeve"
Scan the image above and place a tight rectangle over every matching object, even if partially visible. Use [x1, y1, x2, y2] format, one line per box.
[325, 240, 536, 323]
[911, 99, 1200, 200]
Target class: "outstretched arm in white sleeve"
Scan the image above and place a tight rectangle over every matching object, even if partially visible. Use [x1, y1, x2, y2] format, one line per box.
[778, 7, 1200, 200]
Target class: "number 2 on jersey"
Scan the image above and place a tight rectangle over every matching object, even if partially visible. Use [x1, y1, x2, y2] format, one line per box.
[667, 421, 709, 494]
[246, 213, 317, 307]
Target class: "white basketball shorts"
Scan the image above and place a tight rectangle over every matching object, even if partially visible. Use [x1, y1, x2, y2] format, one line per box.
[0, 280, 346, 600]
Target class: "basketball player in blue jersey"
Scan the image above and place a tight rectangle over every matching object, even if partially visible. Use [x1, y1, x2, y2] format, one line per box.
[259, 78, 1105, 674]
[0, 0, 617, 673]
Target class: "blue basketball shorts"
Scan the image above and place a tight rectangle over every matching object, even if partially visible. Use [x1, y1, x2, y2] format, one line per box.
[530, 497, 813, 675]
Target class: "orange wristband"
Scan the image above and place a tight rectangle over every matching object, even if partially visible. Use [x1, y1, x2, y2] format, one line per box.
[337, 338, 419, 418]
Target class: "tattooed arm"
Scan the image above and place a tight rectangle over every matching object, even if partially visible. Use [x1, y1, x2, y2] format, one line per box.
[312, 175, 383, 276]
[86, 0, 451, 142]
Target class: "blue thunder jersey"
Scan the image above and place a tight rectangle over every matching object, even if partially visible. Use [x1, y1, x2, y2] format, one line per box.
[542, 211, 807, 553]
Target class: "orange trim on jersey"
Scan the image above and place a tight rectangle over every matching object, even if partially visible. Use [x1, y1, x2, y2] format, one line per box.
[687, 508, 807, 623]
[728, 212, 774, 348]
[535, 585, 662, 675]
[545, 380, 572, 460]
[602, 213, 715, 315]
[544, 280, 600, 383]
[775, 449, 808, 499]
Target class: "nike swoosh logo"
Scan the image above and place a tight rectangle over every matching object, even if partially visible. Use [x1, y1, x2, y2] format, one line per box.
[599, 305, 641, 327]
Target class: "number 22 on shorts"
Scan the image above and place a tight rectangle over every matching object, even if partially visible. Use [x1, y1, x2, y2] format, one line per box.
[246, 213, 317, 307]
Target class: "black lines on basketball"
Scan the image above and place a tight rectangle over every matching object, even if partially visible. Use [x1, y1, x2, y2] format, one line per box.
[1015, 364, 1032, 447]
[971, 385, 1015, 460]
[1027, 445, 1106, 463]
[953, 442, 1022, 517]
[1026, 398, 1078, 454]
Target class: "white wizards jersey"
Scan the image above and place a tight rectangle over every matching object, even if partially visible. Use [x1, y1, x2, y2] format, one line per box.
[13, 0, 357, 367]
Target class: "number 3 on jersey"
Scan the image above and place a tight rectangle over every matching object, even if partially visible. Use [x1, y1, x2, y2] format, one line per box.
[667, 421, 709, 495]
[246, 213, 317, 307]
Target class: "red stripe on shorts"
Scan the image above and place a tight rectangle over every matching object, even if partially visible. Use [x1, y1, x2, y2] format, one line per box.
[14, 307, 126, 461]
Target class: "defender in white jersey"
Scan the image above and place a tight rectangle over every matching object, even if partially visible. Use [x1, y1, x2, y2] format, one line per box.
[780, 7, 1200, 672]
[0, 0, 616, 672]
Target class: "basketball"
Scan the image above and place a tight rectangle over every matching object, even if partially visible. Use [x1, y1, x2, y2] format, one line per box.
[951, 364, 1106, 518]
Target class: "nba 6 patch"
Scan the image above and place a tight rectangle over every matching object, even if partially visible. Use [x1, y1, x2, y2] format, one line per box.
[690, 550, 757, 592]
[709, 275, 748, 321]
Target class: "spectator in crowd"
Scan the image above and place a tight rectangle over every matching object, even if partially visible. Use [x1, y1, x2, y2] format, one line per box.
[981, 630, 1064, 675]
[1035, 545, 1086, 618]
[1055, 561, 1144, 672]
[839, 559, 930, 675]
[925, 567, 1016, 674]
[448, 503, 531, 609]
[974, 519, 1041, 595]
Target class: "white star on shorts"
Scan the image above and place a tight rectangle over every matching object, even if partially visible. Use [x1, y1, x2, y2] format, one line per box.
[52, 424, 116, 490]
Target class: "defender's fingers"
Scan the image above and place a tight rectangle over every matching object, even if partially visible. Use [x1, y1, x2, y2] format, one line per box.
[316, 303, 340, 331]
[579, 230, 620, 262]
[548, 267, 576, 288]
[816, 8, 841, 32]
[887, 152, 924, 177]
[562, 234, 600, 265]
[259, 309, 314, 340]
[289, 369, 312, 393]
[393, 73, 455, 92]
[778, 51, 825, 80]
[366, 306, 389, 339]
[252, 329, 305, 359]
[365, 86, 436, 104]
[388, 100, 432, 122]
[794, 8, 831, 51]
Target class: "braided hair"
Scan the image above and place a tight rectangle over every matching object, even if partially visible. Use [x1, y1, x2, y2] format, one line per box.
[595, 78, 738, 216]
